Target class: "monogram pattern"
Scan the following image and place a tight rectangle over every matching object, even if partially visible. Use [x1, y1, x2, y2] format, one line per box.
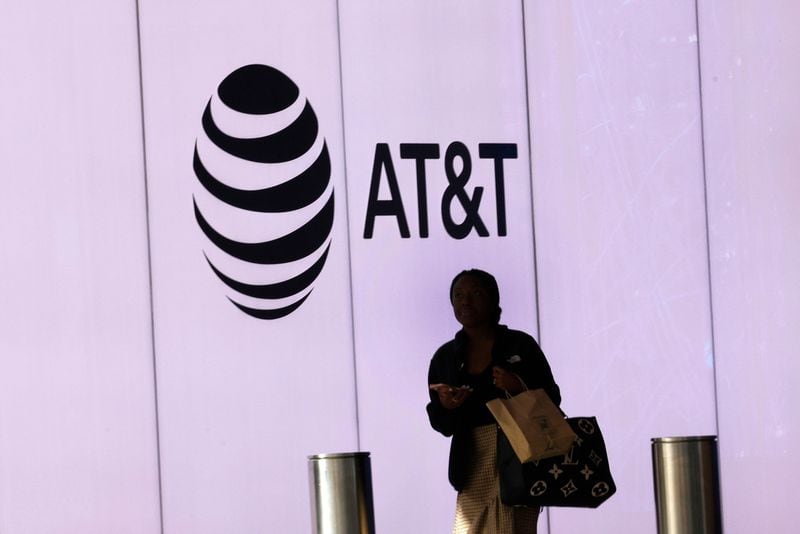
[499, 416, 616, 508]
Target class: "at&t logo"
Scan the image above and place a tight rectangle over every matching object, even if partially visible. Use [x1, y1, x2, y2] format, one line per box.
[193, 64, 333, 320]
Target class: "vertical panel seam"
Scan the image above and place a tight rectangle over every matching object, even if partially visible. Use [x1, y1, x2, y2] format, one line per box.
[693, 2, 725, 527]
[519, 0, 542, 344]
[134, 1, 166, 532]
[519, 1, 549, 532]
[334, 0, 361, 450]
[693, 0, 721, 442]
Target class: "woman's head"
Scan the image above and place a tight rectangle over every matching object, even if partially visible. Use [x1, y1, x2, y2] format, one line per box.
[449, 269, 502, 328]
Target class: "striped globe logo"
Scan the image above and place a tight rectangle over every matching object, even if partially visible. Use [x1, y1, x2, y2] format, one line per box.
[193, 64, 334, 319]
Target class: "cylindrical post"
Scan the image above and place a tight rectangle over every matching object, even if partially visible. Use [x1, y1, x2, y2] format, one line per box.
[651, 436, 722, 534]
[308, 452, 375, 534]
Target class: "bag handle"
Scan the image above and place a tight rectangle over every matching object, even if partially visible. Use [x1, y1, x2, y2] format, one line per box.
[502, 374, 528, 399]
[505, 376, 569, 418]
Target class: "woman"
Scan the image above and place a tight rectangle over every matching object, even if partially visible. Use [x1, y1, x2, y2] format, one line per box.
[427, 269, 561, 534]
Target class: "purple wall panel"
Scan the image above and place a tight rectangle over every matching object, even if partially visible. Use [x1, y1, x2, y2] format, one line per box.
[0, 2, 161, 533]
[137, 1, 358, 532]
[698, 1, 800, 531]
[338, 1, 543, 532]
[525, 2, 717, 532]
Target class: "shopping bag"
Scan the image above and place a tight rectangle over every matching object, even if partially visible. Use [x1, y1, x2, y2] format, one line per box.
[486, 389, 577, 462]
[498, 415, 616, 508]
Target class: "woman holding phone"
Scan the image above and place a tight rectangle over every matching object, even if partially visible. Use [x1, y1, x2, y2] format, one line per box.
[427, 269, 561, 534]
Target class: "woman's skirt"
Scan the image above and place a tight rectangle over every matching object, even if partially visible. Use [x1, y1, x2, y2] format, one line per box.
[452, 424, 539, 534]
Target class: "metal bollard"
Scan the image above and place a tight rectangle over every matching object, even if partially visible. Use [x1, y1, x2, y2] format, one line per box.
[651, 436, 722, 534]
[308, 452, 376, 534]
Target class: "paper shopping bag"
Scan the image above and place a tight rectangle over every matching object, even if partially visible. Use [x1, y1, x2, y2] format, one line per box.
[486, 389, 577, 462]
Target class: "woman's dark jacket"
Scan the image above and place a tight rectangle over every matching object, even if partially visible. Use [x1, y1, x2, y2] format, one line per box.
[426, 325, 561, 491]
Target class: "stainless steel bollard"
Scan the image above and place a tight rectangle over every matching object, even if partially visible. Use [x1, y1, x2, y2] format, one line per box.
[308, 452, 375, 534]
[651, 436, 722, 534]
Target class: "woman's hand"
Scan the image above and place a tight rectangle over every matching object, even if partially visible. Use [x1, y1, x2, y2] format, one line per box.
[492, 366, 524, 395]
[430, 384, 472, 410]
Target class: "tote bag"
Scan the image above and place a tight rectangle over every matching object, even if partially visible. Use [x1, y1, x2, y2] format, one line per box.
[497, 415, 616, 508]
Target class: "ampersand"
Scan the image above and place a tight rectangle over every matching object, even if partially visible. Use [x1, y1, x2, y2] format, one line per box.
[441, 142, 489, 239]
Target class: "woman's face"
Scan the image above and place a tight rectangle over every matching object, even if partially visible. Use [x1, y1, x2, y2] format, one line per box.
[451, 274, 493, 328]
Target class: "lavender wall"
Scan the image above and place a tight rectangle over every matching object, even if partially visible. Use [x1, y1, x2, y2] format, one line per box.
[698, 1, 800, 531]
[1, 1, 797, 533]
[525, 2, 716, 532]
[0, 2, 161, 532]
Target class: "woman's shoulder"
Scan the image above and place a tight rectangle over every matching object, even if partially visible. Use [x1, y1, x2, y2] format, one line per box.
[497, 325, 544, 356]
[498, 325, 538, 344]
[432, 337, 457, 359]
[430, 329, 466, 363]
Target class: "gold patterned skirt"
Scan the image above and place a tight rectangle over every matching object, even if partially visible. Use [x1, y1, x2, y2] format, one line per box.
[453, 424, 539, 534]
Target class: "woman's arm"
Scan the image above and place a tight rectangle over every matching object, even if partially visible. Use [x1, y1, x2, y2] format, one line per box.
[425, 348, 466, 437]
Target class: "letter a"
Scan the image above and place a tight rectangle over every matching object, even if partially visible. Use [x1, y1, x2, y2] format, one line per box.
[363, 143, 411, 238]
